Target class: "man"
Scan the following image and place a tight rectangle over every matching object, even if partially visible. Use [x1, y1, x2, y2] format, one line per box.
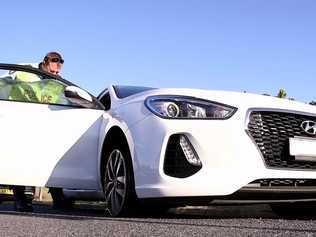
[13, 51, 64, 82]
[39, 51, 64, 75]
[12, 51, 64, 212]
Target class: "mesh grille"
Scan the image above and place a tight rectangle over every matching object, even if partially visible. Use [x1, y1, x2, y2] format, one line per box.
[247, 111, 316, 170]
[250, 179, 316, 187]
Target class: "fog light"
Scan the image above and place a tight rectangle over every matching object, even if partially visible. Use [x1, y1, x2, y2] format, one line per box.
[179, 135, 202, 167]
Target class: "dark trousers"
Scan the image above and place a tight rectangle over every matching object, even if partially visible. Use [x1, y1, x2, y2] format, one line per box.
[12, 186, 35, 203]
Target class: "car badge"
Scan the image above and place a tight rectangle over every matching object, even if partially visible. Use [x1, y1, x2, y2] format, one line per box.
[301, 120, 316, 136]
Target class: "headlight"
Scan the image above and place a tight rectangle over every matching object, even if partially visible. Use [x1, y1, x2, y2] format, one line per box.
[145, 95, 237, 119]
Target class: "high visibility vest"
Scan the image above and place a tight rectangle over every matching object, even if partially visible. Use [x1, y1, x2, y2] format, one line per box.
[14, 63, 41, 82]
[9, 80, 65, 104]
[7, 63, 66, 104]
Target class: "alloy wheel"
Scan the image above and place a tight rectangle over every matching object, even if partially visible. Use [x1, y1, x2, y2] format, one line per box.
[104, 149, 127, 216]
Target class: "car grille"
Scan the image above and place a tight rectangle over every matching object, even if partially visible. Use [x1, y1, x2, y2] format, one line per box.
[250, 179, 316, 187]
[247, 111, 316, 170]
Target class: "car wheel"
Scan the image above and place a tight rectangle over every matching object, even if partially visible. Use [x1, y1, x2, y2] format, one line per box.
[49, 188, 75, 209]
[103, 146, 136, 217]
[270, 202, 316, 218]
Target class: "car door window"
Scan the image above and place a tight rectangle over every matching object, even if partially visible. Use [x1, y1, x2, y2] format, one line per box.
[0, 69, 72, 106]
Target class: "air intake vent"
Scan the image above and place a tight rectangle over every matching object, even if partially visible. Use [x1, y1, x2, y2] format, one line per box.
[164, 134, 201, 178]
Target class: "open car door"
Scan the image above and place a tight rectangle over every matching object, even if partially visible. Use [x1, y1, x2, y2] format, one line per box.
[0, 64, 104, 190]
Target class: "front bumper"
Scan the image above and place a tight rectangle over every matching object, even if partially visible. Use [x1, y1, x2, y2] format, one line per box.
[129, 107, 316, 199]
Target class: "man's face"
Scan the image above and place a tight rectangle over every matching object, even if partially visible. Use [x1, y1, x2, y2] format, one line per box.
[46, 58, 63, 75]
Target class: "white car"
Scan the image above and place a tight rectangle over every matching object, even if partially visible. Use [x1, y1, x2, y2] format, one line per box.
[1, 64, 316, 217]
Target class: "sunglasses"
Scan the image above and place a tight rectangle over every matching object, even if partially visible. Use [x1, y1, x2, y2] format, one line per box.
[50, 57, 64, 64]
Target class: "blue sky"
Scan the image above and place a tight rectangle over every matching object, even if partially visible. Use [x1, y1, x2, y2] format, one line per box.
[1, 0, 315, 102]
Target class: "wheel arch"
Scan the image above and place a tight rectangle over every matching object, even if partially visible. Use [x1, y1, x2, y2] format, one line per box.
[99, 126, 135, 192]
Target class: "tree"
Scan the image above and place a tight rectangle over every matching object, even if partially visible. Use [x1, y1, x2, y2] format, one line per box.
[276, 89, 287, 98]
[310, 101, 316, 106]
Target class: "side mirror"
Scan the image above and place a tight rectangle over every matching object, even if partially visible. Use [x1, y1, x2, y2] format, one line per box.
[64, 86, 95, 108]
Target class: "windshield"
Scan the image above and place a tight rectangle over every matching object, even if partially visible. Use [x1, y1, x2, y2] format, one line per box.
[113, 85, 156, 99]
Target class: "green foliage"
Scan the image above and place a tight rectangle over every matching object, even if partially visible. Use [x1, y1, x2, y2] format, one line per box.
[277, 89, 287, 98]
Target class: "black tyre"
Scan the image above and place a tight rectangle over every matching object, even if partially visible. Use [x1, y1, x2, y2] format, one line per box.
[270, 202, 316, 219]
[49, 188, 75, 209]
[103, 145, 136, 217]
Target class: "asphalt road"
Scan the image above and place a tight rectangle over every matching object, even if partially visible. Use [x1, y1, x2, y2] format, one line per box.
[0, 202, 315, 237]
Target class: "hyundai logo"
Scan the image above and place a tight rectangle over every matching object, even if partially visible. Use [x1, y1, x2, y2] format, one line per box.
[301, 121, 316, 136]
